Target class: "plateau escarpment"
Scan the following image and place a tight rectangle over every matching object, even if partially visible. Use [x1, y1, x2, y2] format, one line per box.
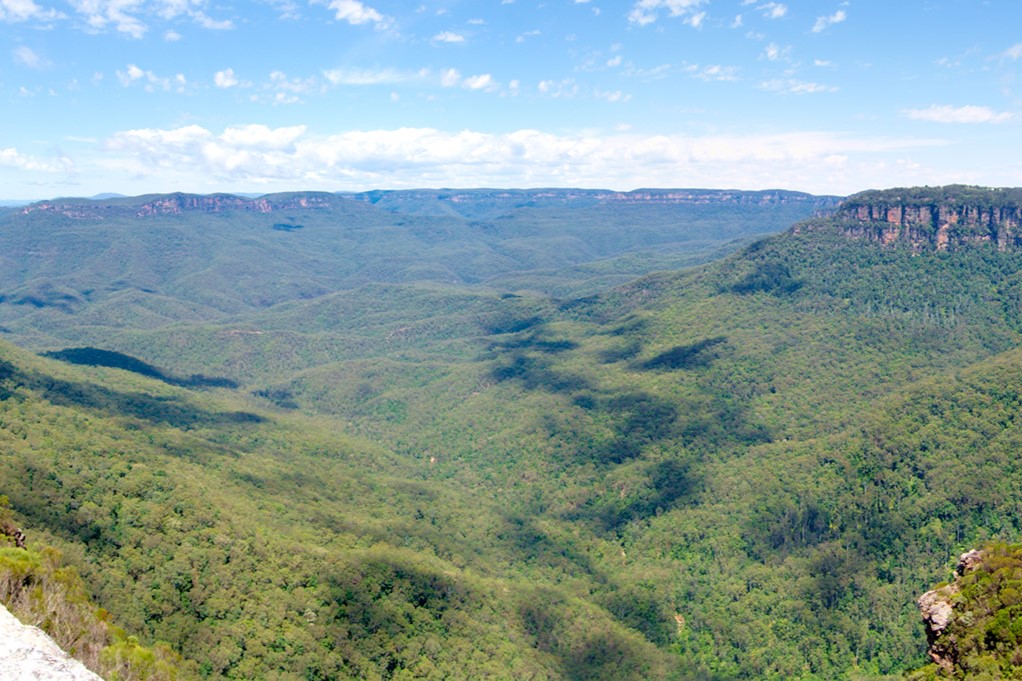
[810, 185, 1022, 251]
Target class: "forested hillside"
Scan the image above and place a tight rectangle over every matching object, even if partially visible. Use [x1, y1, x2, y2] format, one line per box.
[4, 186, 1022, 679]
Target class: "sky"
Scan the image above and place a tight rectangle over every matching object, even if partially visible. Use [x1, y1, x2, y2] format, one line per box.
[1, 0, 1021, 199]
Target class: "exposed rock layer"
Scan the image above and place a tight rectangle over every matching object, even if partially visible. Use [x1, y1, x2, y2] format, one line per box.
[0, 604, 104, 681]
[916, 549, 986, 674]
[830, 186, 1022, 252]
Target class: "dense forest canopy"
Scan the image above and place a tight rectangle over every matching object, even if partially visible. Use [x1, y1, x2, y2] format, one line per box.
[3, 186, 1022, 679]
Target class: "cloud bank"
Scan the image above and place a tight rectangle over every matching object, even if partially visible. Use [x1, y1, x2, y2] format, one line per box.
[85, 123, 943, 195]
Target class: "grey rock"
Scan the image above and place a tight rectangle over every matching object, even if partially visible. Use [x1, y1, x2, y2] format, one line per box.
[0, 605, 103, 681]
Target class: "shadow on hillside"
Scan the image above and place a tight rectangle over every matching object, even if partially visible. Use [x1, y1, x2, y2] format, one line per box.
[14, 363, 263, 430]
[42, 347, 238, 389]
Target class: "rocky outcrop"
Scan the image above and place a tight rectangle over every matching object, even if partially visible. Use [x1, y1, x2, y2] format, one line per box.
[916, 549, 987, 674]
[830, 186, 1022, 252]
[0, 604, 104, 681]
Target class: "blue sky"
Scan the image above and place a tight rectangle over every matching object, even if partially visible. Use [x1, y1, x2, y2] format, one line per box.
[1, 0, 1020, 199]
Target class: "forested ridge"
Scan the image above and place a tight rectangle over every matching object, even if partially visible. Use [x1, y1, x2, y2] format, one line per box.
[3, 186, 1022, 679]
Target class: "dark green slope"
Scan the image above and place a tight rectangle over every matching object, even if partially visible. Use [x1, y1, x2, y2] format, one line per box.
[8, 186, 1022, 679]
[0, 340, 699, 680]
[248, 195, 1022, 678]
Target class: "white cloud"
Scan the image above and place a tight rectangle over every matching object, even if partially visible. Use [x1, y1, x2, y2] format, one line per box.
[596, 89, 631, 103]
[263, 70, 321, 104]
[432, 31, 464, 43]
[812, 9, 846, 33]
[219, 124, 306, 150]
[439, 68, 461, 87]
[0, 146, 72, 172]
[903, 105, 1013, 124]
[462, 73, 496, 91]
[1003, 43, 1022, 60]
[164, 28, 181, 40]
[94, 124, 945, 195]
[607, 55, 622, 67]
[323, 67, 421, 85]
[762, 43, 783, 61]
[538, 78, 579, 98]
[516, 29, 540, 43]
[191, 11, 232, 29]
[117, 63, 145, 85]
[317, 0, 390, 28]
[66, 0, 232, 38]
[756, 2, 786, 19]
[687, 64, 739, 81]
[761, 78, 837, 94]
[70, 0, 149, 38]
[214, 67, 239, 88]
[628, 0, 707, 27]
[116, 63, 187, 92]
[0, 0, 62, 22]
[13, 45, 46, 69]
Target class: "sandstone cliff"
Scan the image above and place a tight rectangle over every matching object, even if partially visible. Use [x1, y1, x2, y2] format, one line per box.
[0, 604, 104, 681]
[13, 188, 841, 222]
[827, 185, 1022, 252]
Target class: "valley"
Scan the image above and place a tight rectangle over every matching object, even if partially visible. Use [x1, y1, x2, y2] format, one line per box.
[2, 185, 1022, 679]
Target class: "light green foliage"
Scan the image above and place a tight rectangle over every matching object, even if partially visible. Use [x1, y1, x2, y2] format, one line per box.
[5, 188, 1022, 678]
[0, 539, 188, 680]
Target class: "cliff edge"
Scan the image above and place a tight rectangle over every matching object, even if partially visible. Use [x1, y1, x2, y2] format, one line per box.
[0, 604, 104, 681]
[803, 185, 1022, 252]
[912, 544, 1022, 679]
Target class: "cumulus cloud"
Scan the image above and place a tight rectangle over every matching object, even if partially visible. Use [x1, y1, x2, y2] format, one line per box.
[0, 147, 72, 172]
[214, 67, 239, 88]
[628, 0, 707, 27]
[439, 68, 461, 87]
[219, 123, 306, 149]
[462, 73, 496, 91]
[762, 43, 786, 61]
[316, 0, 390, 28]
[117, 63, 187, 92]
[94, 124, 944, 194]
[812, 9, 846, 33]
[902, 105, 1013, 124]
[432, 30, 464, 43]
